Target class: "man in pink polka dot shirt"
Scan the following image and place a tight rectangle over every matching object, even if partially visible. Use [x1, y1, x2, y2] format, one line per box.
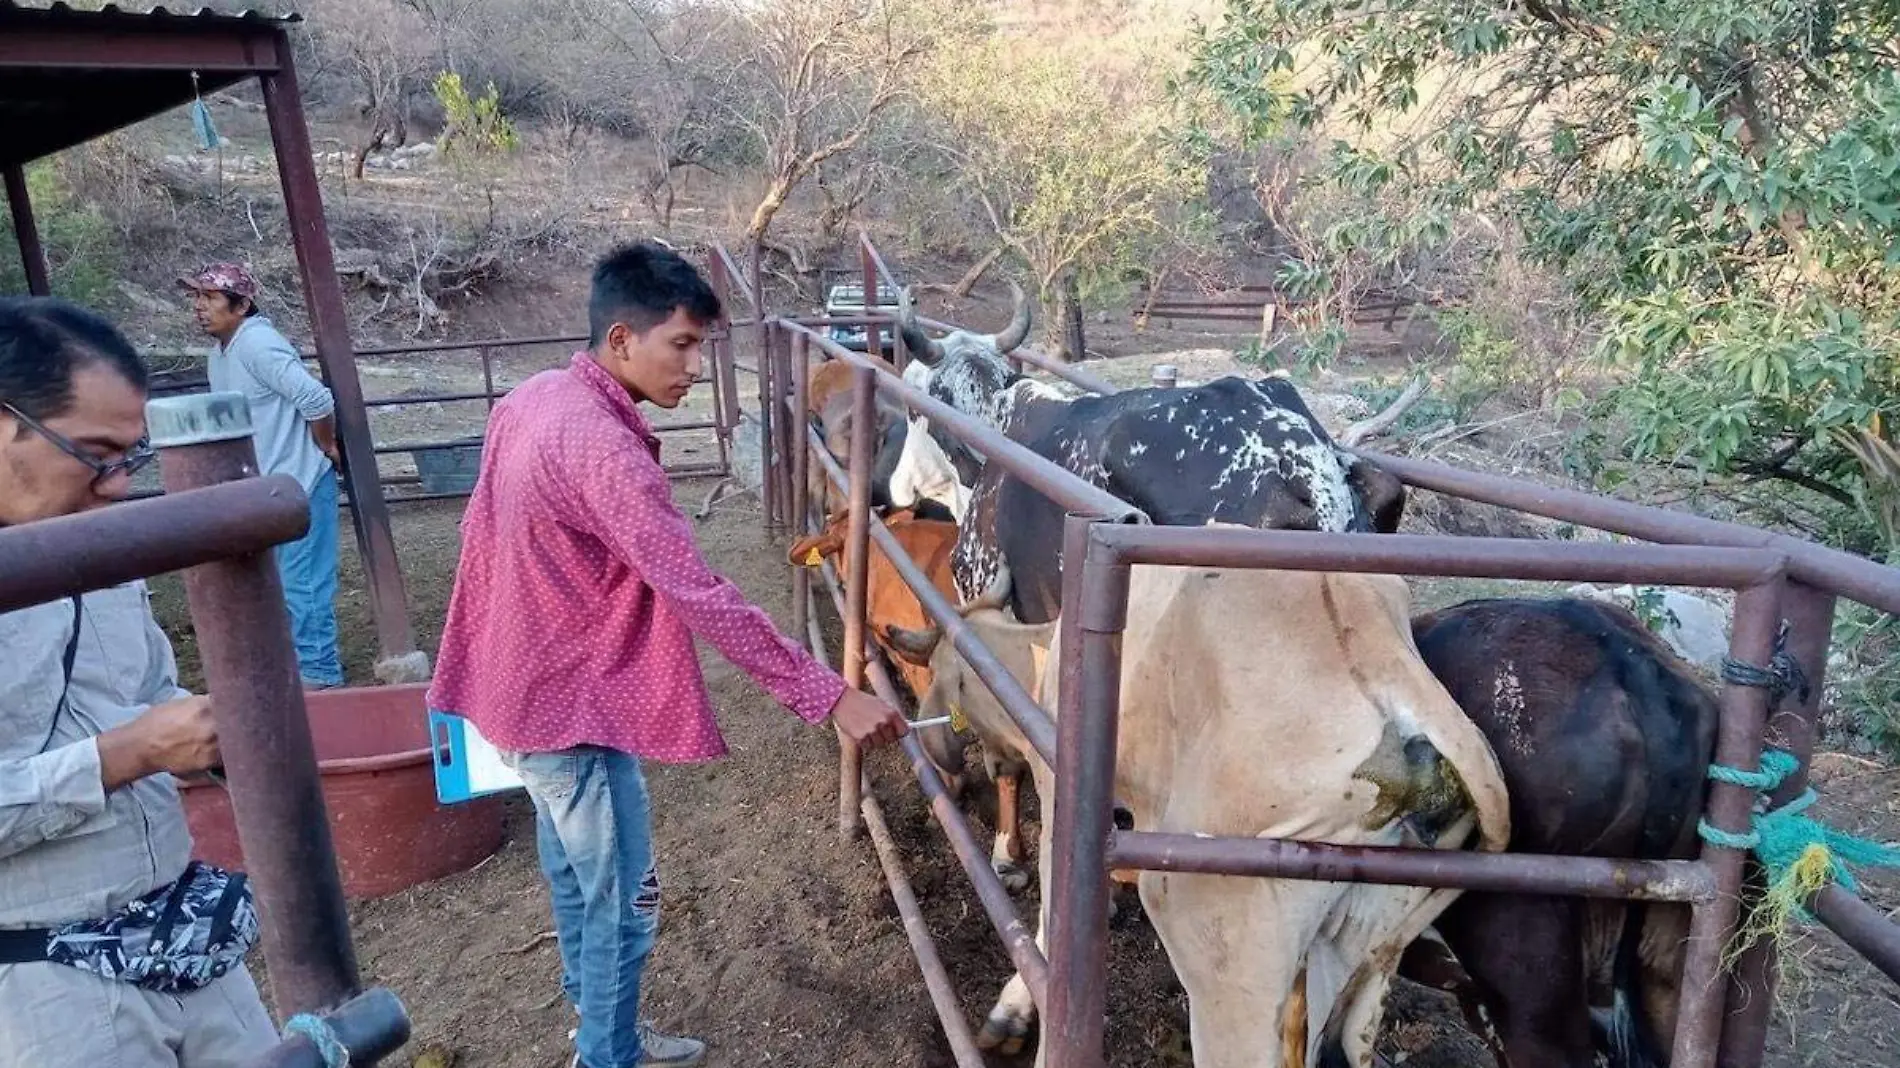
[428, 241, 908, 1068]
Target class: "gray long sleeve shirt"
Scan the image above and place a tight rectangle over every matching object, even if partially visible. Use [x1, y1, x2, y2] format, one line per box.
[0, 583, 195, 929]
[210, 315, 336, 494]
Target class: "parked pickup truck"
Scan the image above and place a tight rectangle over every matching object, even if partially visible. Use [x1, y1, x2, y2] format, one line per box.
[822, 281, 900, 356]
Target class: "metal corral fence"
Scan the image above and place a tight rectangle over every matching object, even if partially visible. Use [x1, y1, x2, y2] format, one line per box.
[741, 230, 1900, 1068]
[136, 247, 759, 506]
[0, 394, 411, 1068]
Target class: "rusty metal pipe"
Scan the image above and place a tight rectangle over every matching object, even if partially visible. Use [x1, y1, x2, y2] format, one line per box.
[243, 987, 410, 1068]
[1359, 451, 1900, 616]
[147, 393, 360, 1016]
[1105, 832, 1716, 901]
[806, 425, 1058, 762]
[836, 365, 878, 839]
[861, 238, 887, 364]
[859, 789, 990, 1067]
[775, 327, 799, 527]
[1720, 579, 1841, 1065]
[1811, 884, 1900, 985]
[791, 333, 812, 646]
[5, 163, 51, 296]
[777, 319, 1139, 524]
[1090, 524, 1786, 589]
[757, 321, 781, 528]
[0, 476, 309, 613]
[1045, 514, 1125, 1068]
[812, 558, 1052, 1007]
[1670, 577, 1787, 1068]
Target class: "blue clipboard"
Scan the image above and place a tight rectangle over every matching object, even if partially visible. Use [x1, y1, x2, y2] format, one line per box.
[428, 709, 525, 803]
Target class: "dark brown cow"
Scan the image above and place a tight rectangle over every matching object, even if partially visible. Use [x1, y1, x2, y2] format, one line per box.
[1401, 597, 1722, 1068]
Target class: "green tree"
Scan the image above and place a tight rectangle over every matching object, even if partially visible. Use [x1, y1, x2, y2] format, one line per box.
[920, 38, 1213, 350]
[1190, 0, 1900, 552]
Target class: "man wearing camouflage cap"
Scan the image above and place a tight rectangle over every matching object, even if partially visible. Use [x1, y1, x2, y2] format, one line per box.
[180, 263, 345, 689]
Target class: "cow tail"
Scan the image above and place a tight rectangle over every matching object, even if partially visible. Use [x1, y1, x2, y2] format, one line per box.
[1597, 903, 1666, 1068]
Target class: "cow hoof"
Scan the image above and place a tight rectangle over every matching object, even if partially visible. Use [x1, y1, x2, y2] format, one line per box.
[992, 860, 1031, 893]
[976, 1012, 1033, 1055]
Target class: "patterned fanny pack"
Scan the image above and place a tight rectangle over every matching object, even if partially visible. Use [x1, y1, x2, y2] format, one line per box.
[0, 861, 259, 993]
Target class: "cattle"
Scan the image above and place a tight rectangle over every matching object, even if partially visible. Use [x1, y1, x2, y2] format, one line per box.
[893, 289, 1407, 622]
[1397, 597, 1720, 1068]
[890, 550, 1513, 1066]
[787, 507, 1010, 799]
[803, 357, 963, 524]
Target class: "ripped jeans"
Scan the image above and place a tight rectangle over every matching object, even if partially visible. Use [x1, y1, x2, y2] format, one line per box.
[500, 746, 661, 1068]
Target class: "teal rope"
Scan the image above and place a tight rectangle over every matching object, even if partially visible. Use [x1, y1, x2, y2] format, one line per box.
[1698, 747, 1900, 912]
[283, 1013, 349, 1068]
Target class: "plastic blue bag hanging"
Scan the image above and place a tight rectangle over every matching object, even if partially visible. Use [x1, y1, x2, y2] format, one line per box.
[190, 98, 219, 151]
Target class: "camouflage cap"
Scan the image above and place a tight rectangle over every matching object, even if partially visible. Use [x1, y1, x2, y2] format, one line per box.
[178, 262, 260, 300]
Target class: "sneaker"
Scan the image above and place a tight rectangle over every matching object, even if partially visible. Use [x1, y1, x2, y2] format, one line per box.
[566, 1023, 705, 1068]
[636, 1023, 706, 1067]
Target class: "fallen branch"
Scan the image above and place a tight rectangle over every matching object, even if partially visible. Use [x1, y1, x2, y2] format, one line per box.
[496, 930, 559, 956]
[1340, 375, 1428, 447]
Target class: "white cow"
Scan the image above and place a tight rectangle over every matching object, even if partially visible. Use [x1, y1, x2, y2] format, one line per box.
[895, 549, 1512, 1067]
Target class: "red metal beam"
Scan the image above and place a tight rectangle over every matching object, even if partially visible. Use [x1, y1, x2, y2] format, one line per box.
[0, 26, 282, 72]
[259, 32, 418, 668]
[3, 163, 48, 295]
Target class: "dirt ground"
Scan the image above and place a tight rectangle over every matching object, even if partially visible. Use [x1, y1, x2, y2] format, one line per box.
[145, 462, 1899, 1068]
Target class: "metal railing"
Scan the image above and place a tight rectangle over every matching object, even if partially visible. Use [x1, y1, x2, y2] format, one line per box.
[0, 392, 411, 1066]
[742, 231, 1900, 1068]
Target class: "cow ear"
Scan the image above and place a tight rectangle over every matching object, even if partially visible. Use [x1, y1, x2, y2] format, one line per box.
[1347, 458, 1407, 533]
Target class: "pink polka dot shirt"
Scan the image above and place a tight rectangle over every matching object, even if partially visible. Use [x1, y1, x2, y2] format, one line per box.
[427, 353, 847, 762]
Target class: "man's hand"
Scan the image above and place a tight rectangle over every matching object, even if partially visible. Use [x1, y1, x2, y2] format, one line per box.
[829, 688, 909, 750]
[96, 696, 222, 791]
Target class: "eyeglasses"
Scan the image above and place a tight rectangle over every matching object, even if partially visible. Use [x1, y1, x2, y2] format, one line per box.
[0, 401, 156, 488]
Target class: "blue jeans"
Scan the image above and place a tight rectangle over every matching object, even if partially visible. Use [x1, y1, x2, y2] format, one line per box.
[275, 467, 344, 687]
[501, 746, 659, 1068]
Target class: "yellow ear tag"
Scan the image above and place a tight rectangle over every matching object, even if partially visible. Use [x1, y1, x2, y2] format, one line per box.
[949, 702, 969, 733]
[801, 547, 825, 567]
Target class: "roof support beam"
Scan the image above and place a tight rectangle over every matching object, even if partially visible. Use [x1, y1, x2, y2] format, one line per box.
[259, 30, 422, 676]
[4, 163, 49, 296]
[0, 27, 283, 73]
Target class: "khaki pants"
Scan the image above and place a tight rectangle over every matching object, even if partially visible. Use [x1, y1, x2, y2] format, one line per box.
[0, 959, 277, 1068]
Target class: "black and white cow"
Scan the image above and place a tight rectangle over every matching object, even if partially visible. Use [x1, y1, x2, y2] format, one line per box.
[893, 286, 1406, 623]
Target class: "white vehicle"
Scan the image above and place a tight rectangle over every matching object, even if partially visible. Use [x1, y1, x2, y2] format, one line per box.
[822, 281, 900, 356]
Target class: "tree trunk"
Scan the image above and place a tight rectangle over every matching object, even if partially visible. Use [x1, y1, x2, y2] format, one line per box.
[746, 173, 795, 243]
[1060, 270, 1086, 362]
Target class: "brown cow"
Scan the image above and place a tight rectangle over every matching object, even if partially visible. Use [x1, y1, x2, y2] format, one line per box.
[1398, 597, 1721, 1068]
[787, 508, 1006, 800]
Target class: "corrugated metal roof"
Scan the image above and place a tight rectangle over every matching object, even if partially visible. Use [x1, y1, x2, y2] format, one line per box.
[0, 2, 301, 25]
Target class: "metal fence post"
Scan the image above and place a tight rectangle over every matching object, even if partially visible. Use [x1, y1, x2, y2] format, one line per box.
[860, 237, 884, 364]
[774, 326, 797, 525]
[1045, 513, 1123, 1068]
[837, 365, 878, 839]
[757, 320, 781, 529]
[1719, 580, 1838, 1067]
[147, 392, 361, 1016]
[1671, 574, 1787, 1068]
[791, 333, 812, 647]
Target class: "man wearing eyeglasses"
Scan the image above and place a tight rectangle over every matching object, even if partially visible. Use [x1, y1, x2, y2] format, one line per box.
[0, 295, 278, 1067]
[179, 263, 344, 690]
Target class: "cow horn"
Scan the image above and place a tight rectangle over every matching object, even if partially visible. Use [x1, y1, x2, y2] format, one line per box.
[897, 285, 945, 366]
[957, 561, 1012, 617]
[884, 623, 943, 666]
[989, 280, 1032, 354]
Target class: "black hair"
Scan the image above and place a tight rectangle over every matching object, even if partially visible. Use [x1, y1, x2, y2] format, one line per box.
[0, 296, 149, 427]
[587, 240, 721, 346]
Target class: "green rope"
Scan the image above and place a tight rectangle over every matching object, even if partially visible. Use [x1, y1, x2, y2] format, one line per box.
[1699, 747, 1900, 916]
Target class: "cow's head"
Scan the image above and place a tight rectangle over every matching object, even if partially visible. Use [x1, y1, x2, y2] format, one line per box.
[896, 281, 1033, 378]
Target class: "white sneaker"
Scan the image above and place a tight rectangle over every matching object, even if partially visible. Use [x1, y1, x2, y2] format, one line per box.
[565, 1022, 706, 1067]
